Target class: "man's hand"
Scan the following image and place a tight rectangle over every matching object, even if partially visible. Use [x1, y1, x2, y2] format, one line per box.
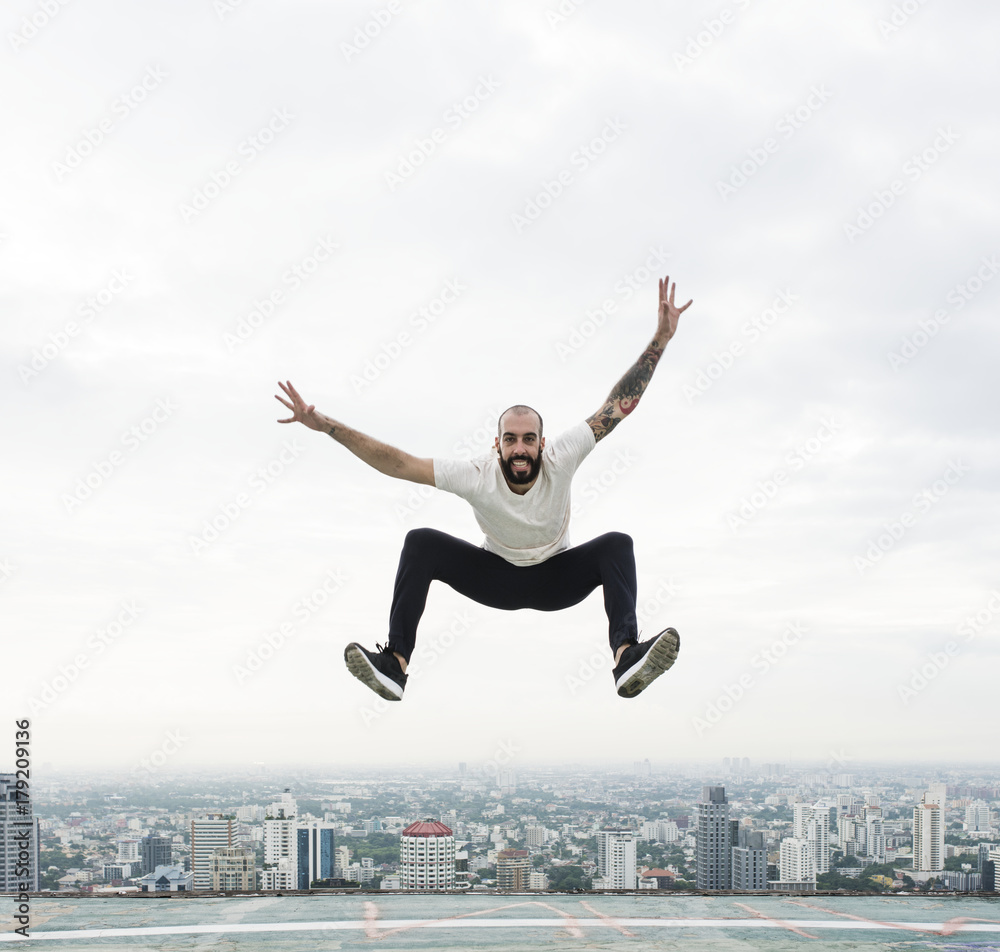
[275, 380, 328, 432]
[656, 275, 693, 345]
[586, 275, 692, 443]
[275, 380, 435, 485]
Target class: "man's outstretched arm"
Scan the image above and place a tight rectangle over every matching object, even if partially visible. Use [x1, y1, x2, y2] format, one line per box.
[275, 380, 435, 485]
[586, 275, 692, 443]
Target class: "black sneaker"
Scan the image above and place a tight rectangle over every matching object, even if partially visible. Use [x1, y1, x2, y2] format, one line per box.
[344, 642, 407, 701]
[613, 628, 680, 698]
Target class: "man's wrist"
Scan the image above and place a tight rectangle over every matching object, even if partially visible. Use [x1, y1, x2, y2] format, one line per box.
[313, 412, 336, 435]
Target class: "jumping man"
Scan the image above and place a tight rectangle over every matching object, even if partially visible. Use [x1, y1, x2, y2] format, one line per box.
[275, 275, 693, 702]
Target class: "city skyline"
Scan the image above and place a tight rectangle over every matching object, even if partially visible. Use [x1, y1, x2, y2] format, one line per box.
[9, 760, 999, 900]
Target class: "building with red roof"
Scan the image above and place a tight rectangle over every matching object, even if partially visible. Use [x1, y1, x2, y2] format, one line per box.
[400, 820, 455, 890]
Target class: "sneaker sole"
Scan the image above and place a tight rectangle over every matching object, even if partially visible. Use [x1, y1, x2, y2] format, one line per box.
[344, 643, 404, 701]
[616, 628, 680, 698]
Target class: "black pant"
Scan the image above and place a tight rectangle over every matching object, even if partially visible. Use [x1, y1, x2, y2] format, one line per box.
[387, 527, 639, 662]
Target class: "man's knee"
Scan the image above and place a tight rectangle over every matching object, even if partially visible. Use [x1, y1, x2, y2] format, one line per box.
[403, 527, 438, 548]
[402, 527, 456, 554]
[602, 530, 634, 552]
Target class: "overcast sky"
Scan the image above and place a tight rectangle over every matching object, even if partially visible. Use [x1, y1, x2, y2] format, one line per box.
[3, 0, 998, 776]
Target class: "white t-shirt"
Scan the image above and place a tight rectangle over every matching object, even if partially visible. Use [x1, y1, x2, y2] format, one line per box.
[433, 420, 597, 566]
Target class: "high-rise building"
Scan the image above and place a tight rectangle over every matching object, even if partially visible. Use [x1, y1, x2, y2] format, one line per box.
[779, 837, 815, 882]
[913, 794, 944, 873]
[966, 801, 992, 833]
[117, 837, 141, 863]
[497, 849, 531, 889]
[793, 804, 830, 874]
[836, 794, 858, 813]
[864, 807, 885, 864]
[596, 831, 636, 889]
[696, 786, 730, 890]
[267, 790, 297, 819]
[262, 816, 298, 890]
[190, 817, 234, 891]
[641, 819, 679, 844]
[838, 814, 861, 858]
[264, 818, 296, 865]
[296, 822, 336, 890]
[399, 821, 455, 890]
[498, 769, 516, 796]
[925, 783, 947, 807]
[731, 830, 767, 891]
[983, 846, 1000, 893]
[210, 847, 256, 891]
[1, 775, 39, 894]
[140, 834, 172, 876]
[524, 825, 549, 848]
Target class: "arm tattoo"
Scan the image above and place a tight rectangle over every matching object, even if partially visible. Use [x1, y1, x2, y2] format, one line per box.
[587, 343, 663, 442]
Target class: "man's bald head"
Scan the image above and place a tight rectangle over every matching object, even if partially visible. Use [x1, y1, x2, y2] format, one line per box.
[498, 405, 543, 440]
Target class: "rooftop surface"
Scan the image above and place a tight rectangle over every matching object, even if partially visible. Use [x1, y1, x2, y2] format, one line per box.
[2, 894, 1000, 950]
